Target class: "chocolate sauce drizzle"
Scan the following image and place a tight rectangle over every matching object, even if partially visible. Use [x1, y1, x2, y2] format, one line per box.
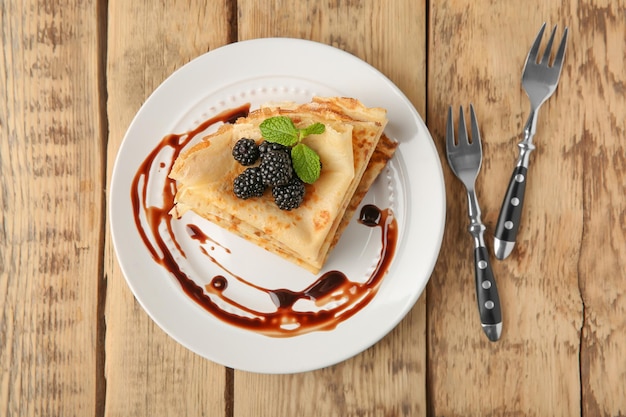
[131, 105, 398, 337]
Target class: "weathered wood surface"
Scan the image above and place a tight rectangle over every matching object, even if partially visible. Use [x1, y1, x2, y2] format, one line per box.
[0, 1, 104, 416]
[0, 0, 624, 416]
[104, 1, 233, 416]
[428, 1, 626, 416]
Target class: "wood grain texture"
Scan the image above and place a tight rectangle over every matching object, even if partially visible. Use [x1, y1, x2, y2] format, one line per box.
[103, 1, 234, 416]
[237, 0, 427, 115]
[234, 1, 428, 416]
[1, 0, 625, 415]
[576, 2, 626, 415]
[0, 0, 103, 416]
[428, 1, 624, 416]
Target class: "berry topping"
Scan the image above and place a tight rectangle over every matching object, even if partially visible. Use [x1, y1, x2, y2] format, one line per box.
[272, 177, 306, 210]
[232, 138, 260, 166]
[229, 117, 322, 209]
[259, 150, 294, 187]
[258, 140, 290, 158]
[233, 167, 266, 199]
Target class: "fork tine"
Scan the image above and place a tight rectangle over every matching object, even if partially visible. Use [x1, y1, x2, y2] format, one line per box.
[469, 104, 482, 149]
[527, 22, 547, 64]
[446, 106, 455, 149]
[540, 25, 558, 65]
[458, 105, 469, 145]
[552, 27, 569, 71]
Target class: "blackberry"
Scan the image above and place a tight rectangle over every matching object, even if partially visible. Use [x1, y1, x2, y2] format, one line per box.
[259, 150, 293, 187]
[258, 140, 290, 158]
[233, 167, 266, 199]
[232, 138, 260, 166]
[272, 177, 306, 210]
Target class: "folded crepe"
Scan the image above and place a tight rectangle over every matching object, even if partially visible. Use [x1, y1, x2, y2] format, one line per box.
[169, 97, 397, 273]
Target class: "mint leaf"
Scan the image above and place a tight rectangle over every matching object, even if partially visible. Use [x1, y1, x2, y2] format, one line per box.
[299, 122, 325, 139]
[259, 116, 325, 184]
[291, 143, 321, 184]
[259, 116, 299, 146]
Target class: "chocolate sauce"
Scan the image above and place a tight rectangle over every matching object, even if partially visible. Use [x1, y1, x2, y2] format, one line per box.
[131, 104, 398, 337]
[187, 224, 231, 253]
[210, 276, 228, 291]
[187, 224, 209, 243]
[358, 204, 383, 227]
[268, 271, 347, 309]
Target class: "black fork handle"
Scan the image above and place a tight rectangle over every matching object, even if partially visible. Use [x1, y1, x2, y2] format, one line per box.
[494, 166, 528, 259]
[474, 246, 502, 341]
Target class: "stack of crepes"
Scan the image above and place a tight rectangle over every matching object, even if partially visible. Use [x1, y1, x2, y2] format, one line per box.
[169, 97, 398, 274]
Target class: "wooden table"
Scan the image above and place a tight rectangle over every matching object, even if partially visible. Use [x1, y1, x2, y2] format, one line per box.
[2, 0, 625, 416]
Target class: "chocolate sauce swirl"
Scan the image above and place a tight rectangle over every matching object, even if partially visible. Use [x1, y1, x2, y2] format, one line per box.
[131, 105, 398, 337]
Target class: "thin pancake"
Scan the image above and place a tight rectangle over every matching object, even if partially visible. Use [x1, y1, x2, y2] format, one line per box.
[330, 133, 398, 250]
[172, 133, 398, 272]
[169, 97, 391, 273]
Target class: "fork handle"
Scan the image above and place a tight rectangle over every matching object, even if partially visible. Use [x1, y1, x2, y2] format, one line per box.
[474, 246, 502, 341]
[467, 190, 502, 341]
[494, 165, 528, 259]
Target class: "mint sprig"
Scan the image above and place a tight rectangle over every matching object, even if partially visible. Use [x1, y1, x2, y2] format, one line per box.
[259, 116, 325, 184]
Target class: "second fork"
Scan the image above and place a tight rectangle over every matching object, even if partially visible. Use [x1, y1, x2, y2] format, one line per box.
[494, 23, 569, 259]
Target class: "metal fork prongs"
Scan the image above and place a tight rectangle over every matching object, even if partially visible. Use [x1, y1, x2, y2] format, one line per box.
[522, 22, 568, 137]
[445, 104, 502, 342]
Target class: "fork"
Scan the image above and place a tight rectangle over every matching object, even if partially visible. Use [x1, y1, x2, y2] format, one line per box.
[494, 23, 569, 260]
[446, 105, 502, 342]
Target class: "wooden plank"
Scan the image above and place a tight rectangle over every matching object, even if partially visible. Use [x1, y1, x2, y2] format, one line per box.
[427, 2, 585, 416]
[104, 1, 234, 416]
[234, 1, 428, 416]
[0, 0, 103, 416]
[576, 1, 626, 415]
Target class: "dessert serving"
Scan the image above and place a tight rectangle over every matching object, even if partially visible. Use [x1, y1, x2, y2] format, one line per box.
[168, 97, 398, 273]
[112, 38, 445, 369]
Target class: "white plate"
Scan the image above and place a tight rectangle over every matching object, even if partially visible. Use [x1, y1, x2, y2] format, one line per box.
[110, 38, 445, 374]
